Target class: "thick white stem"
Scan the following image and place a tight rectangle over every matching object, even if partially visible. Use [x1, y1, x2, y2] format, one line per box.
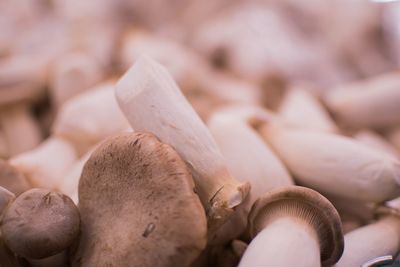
[239, 217, 321, 267]
[335, 216, 400, 267]
[116, 56, 249, 224]
[260, 125, 400, 202]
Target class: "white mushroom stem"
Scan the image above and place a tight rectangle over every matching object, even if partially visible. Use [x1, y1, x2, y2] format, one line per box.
[324, 73, 400, 128]
[207, 108, 292, 243]
[53, 82, 130, 155]
[0, 104, 42, 156]
[354, 130, 399, 158]
[10, 136, 77, 189]
[279, 86, 338, 133]
[239, 217, 321, 267]
[259, 124, 400, 202]
[334, 216, 400, 267]
[115, 56, 249, 225]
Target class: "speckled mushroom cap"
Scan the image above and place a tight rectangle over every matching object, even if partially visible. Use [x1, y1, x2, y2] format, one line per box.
[248, 186, 344, 266]
[1, 188, 80, 259]
[72, 132, 207, 267]
[0, 159, 30, 195]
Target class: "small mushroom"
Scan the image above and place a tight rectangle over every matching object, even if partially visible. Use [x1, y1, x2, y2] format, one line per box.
[257, 123, 400, 202]
[239, 186, 344, 267]
[206, 106, 293, 243]
[0, 159, 30, 195]
[72, 132, 207, 266]
[115, 56, 250, 230]
[324, 73, 400, 129]
[53, 82, 130, 155]
[1, 188, 80, 259]
[10, 137, 77, 189]
[278, 85, 338, 133]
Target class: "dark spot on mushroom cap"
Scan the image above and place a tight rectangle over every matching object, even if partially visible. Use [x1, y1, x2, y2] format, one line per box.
[0, 159, 30, 195]
[248, 186, 344, 266]
[1, 188, 80, 259]
[73, 132, 207, 267]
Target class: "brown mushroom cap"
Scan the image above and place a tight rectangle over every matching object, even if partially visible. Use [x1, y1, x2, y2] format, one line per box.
[1, 188, 80, 259]
[249, 186, 344, 266]
[72, 132, 207, 267]
[0, 159, 30, 195]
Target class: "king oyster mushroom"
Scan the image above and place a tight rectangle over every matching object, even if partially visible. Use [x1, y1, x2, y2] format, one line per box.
[72, 132, 207, 266]
[115, 56, 250, 232]
[239, 186, 344, 267]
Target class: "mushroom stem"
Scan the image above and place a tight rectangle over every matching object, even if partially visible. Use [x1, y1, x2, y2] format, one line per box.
[334, 216, 400, 267]
[115, 56, 249, 227]
[239, 217, 321, 267]
[258, 123, 400, 202]
[239, 186, 343, 267]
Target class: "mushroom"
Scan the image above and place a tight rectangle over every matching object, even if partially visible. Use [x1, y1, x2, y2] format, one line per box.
[72, 132, 207, 266]
[1, 188, 80, 260]
[206, 105, 293, 243]
[0, 159, 30, 195]
[257, 123, 400, 202]
[239, 186, 344, 267]
[10, 137, 77, 189]
[278, 85, 338, 133]
[0, 186, 26, 267]
[115, 56, 250, 230]
[53, 81, 130, 155]
[324, 73, 400, 129]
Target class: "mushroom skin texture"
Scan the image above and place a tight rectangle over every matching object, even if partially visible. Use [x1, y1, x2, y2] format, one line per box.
[334, 216, 400, 267]
[239, 186, 344, 267]
[115, 56, 249, 230]
[258, 124, 400, 202]
[0, 159, 30, 195]
[72, 132, 207, 267]
[1, 188, 80, 259]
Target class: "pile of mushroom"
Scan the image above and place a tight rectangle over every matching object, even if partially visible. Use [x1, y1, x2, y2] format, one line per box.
[1, 0, 400, 266]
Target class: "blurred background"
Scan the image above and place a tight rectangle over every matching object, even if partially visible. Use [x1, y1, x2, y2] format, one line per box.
[0, 0, 400, 159]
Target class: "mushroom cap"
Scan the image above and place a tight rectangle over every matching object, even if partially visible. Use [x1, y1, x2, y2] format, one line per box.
[248, 186, 344, 266]
[0, 159, 30, 195]
[1, 188, 80, 259]
[73, 132, 207, 266]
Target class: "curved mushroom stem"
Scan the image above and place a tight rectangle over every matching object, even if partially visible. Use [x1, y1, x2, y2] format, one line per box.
[240, 217, 321, 267]
[115, 56, 249, 228]
[334, 216, 400, 267]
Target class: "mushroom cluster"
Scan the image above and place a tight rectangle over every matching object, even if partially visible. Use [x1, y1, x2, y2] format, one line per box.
[1, 1, 400, 266]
